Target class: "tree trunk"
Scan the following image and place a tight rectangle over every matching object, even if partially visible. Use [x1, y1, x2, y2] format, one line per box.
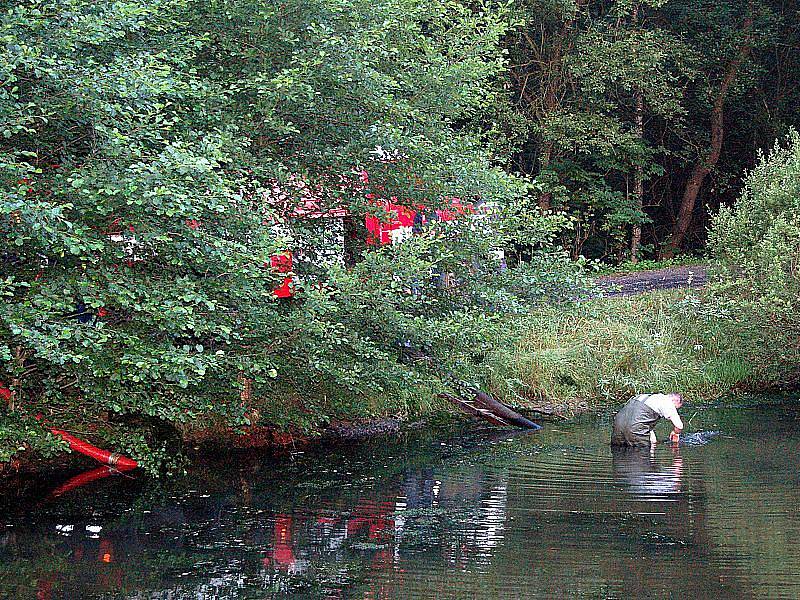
[628, 3, 644, 263]
[9, 345, 27, 411]
[631, 91, 644, 263]
[663, 14, 755, 258]
[538, 141, 553, 210]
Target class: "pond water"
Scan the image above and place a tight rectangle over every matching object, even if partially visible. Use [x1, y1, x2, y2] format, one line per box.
[1, 402, 799, 599]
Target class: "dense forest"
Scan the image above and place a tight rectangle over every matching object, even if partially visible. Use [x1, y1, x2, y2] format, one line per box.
[1, 0, 798, 471]
[506, 0, 800, 260]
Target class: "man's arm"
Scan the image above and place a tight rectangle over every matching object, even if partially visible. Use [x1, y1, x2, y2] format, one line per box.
[644, 395, 684, 442]
[666, 409, 683, 442]
[661, 402, 683, 442]
[661, 403, 683, 430]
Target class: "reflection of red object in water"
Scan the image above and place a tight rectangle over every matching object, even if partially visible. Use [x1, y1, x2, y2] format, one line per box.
[96, 538, 124, 589]
[348, 501, 398, 599]
[264, 515, 295, 570]
[346, 501, 395, 540]
[36, 577, 53, 600]
[46, 464, 136, 499]
[342, 500, 398, 597]
[48, 428, 138, 469]
[99, 539, 113, 563]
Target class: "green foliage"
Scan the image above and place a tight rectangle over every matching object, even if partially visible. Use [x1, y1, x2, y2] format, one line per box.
[709, 131, 800, 341]
[489, 289, 791, 412]
[510, 0, 694, 259]
[508, 0, 798, 262]
[0, 0, 586, 470]
[0, 412, 67, 463]
[99, 428, 187, 478]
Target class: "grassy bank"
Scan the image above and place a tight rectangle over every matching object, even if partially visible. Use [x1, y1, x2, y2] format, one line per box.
[488, 289, 798, 415]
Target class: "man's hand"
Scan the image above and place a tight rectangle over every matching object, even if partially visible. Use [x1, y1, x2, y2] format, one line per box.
[669, 429, 680, 443]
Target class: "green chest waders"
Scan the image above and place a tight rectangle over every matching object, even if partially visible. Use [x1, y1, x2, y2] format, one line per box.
[611, 394, 662, 446]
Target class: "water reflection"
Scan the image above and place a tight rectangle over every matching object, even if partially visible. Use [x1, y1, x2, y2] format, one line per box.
[1, 436, 516, 599]
[611, 445, 684, 498]
[1, 406, 799, 599]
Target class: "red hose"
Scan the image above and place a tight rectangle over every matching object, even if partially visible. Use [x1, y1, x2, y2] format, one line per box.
[48, 428, 138, 469]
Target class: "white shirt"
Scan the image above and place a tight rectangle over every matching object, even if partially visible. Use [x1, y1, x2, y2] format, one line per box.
[643, 394, 684, 429]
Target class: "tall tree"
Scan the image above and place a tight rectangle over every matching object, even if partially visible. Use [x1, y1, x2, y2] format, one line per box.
[507, 0, 798, 262]
[663, 1, 761, 257]
[510, 0, 689, 260]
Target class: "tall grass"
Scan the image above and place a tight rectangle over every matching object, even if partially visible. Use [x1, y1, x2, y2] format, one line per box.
[489, 289, 787, 413]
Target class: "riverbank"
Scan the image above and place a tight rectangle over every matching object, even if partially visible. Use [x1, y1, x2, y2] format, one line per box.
[489, 287, 799, 416]
[3, 275, 797, 479]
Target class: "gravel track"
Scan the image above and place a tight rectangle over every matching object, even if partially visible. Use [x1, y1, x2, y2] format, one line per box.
[597, 265, 708, 297]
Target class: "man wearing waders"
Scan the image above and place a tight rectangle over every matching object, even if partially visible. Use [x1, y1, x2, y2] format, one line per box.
[611, 393, 684, 446]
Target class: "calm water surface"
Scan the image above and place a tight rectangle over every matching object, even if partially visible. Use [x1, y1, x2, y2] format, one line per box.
[1, 403, 799, 599]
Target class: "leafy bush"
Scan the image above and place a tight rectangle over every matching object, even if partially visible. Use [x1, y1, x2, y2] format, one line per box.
[709, 131, 800, 341]
[0, 0, 585, 468]
[0, 412, 67, 463]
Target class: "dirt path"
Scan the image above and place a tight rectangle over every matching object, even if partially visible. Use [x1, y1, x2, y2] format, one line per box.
[597, 265, 708, 297]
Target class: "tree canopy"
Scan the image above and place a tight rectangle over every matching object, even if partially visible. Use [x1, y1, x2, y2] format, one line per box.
[508, 0, 800, 261]
[1, 0, 583, 467]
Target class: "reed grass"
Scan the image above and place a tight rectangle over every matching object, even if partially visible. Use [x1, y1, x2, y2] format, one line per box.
[489, 289, 786, 413]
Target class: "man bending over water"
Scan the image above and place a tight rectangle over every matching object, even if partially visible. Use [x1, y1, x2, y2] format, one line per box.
[611, 393, 684, 446]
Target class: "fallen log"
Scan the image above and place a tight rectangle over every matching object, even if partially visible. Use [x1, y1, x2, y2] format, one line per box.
[438, 393, 510, 427]
[471, 390, 542, 430]
[440, 390, 541, 430]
